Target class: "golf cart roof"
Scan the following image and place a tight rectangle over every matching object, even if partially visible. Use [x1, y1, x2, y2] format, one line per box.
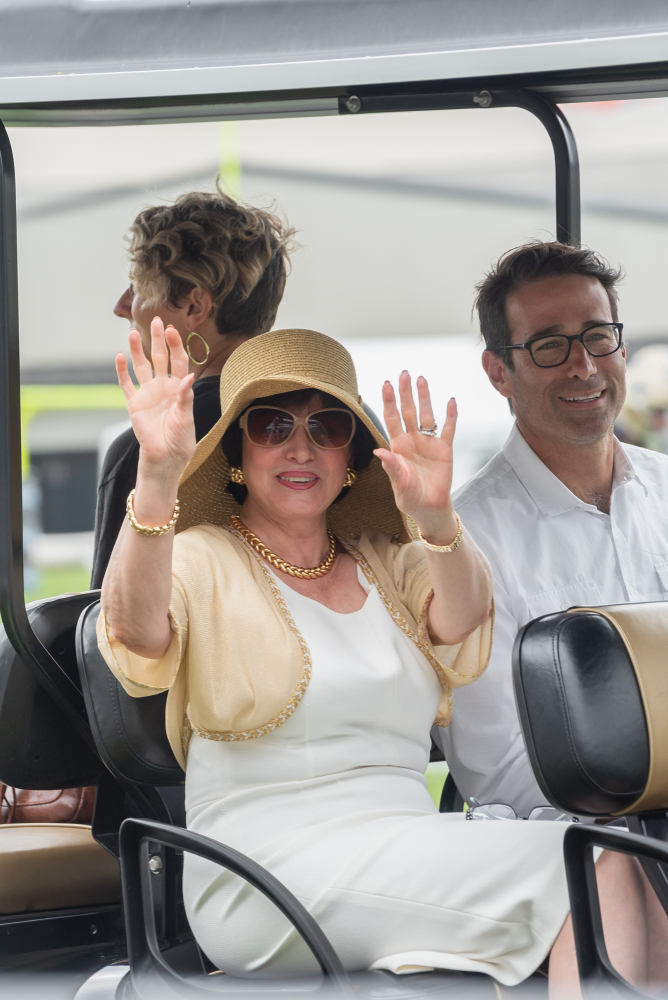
[3, 0, 668, 127]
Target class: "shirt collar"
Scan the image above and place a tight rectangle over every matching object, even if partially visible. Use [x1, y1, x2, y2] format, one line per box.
[502, 423, 647, 518]
[611, 437, 647, 494]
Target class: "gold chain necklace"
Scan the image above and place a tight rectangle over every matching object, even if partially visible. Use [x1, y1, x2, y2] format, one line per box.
[230, 516, 338, 579]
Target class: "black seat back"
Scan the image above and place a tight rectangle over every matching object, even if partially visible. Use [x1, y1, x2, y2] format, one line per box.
[513, 602, 668, 817]
[0, 592, 104, 788]
[76, 601, 184, 788]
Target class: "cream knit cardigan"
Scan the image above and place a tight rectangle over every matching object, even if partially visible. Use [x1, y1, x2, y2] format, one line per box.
[97, 524, 494, 770]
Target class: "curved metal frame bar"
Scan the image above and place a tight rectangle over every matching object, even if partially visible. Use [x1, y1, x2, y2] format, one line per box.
[564, 824, 668, 998]
[0, 88, 578, 760]
[339, 88, 581, 246]
[119, 818, 350, 997]
[0, 120, 97, 750]
[626, 812, 668, 915]
[495, 90, 580, 245]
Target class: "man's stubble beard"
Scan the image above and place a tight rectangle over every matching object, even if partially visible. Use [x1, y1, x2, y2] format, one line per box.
[510, 375, 626, 450]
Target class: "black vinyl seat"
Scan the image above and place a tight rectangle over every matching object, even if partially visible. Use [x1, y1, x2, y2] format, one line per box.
[76, 602, 184, 789]
[514, 600, 668, 997]
[0, 592, 185, 975]
[0, 591, 104, 790]
[514, 605, 668, 830]
[75, 600, 187, 858]
[0, 590, 185, 852]
[0, 591, 127, 975]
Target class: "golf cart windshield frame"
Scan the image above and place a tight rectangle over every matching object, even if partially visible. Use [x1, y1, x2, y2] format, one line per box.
[0, 39, 661, 718]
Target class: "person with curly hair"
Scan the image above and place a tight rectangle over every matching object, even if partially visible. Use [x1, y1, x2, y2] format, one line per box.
[91, 186, 295, 588]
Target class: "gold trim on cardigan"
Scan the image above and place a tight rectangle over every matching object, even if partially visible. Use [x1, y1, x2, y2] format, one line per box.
[98, 611, 181, 693]
[182, 533, 482, 750]
[417, 592, 494, 687]
[180, 525, 314, 757]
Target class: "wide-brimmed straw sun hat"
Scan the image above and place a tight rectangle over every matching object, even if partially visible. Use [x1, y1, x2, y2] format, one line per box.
[177, 328, 413, 543]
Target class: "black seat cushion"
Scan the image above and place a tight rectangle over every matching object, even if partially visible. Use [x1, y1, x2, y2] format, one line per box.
[76, 602, 184, 787]
[513, 610, 649, 816]
[0, 592, 104, 788]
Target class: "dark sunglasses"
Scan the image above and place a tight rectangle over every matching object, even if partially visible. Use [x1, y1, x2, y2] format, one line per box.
[239, 406, 356, 450]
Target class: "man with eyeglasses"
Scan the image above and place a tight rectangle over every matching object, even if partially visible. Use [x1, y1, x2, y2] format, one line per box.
[433, 240, 668, 816]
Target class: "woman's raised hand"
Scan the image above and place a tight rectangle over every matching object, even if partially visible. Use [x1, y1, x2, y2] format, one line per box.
[116, 318, 196, 479]
[374, 372, 458, 542]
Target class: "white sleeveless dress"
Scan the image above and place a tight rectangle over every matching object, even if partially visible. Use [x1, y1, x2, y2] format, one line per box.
[183, 570, 570, 986]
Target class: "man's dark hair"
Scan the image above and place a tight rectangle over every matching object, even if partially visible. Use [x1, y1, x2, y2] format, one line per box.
[474, 241, 622, 368]
[222, 388, 376, 505]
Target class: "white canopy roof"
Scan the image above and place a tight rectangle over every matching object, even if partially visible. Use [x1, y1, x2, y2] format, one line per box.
[1, 0, 668, 125]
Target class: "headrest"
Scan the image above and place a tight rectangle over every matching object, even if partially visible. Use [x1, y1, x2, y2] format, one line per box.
[513, 602, 668, 817]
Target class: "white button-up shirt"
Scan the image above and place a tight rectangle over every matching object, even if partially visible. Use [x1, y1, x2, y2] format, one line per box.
[436, 423, 668, 816]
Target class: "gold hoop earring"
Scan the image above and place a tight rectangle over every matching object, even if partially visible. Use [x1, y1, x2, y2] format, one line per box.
[186, 331, 210, 366]
[229, 467, 245, 485]
[343, 468, 356, 488]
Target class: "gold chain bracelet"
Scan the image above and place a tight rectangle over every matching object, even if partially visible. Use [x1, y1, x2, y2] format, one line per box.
[417, 512, 463, 553]
[126, 488, 180, 536]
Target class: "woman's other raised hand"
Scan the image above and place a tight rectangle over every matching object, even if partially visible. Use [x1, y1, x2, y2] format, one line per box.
[374, 372, 458, 544]
[375, 373, 492, 645]
[116, 318, 196, 479]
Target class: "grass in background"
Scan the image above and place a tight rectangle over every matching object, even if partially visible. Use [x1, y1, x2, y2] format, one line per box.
[425, 760, 449, 807]
[25, 565, 91, 603]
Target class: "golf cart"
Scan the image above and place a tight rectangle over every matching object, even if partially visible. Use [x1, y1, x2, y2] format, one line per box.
[2, 2, 668, 997]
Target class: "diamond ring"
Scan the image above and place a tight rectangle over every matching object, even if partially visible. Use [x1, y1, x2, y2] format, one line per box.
[419, 423, 438, 437]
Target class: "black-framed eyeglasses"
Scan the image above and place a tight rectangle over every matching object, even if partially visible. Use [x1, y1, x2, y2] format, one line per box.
[501, 322, 624, 368]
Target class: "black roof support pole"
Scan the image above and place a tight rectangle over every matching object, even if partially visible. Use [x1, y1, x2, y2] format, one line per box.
[0, 119, 97, 750]
[495, 90, 581, 246]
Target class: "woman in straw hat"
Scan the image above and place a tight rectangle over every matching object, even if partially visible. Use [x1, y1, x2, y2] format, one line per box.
[99, 321, 662, 995]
